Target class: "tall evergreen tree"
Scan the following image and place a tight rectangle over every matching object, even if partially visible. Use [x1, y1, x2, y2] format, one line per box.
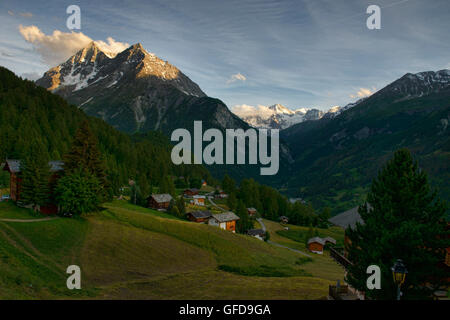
[236, 200, 253, 234]
[64, 120, 107, 190]
[19, 142, 50, 212]
[346, 149, 449, 300]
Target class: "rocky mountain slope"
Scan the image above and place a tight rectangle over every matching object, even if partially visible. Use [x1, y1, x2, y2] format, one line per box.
[36, 42, 247, 134]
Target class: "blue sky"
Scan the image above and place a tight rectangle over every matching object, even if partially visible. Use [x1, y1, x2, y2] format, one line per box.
[1, 0, 449, 111]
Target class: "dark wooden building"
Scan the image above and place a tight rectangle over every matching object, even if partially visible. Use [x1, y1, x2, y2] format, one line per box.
[3, 159, 64, 214]
[186, 210, 212, 223]
[247, 207, 257, 217]
[147, 193, 173, 210]
[183, 188, 199, 197]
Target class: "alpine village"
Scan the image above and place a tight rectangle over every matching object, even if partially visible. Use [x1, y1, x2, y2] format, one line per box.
[0, 40, 449, 300]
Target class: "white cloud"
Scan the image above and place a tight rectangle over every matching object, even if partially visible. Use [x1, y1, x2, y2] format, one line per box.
[8, 10, 14, 16]
[231, 104, 275, 119]
[226, 72, 247, 84]
[94, 37, 130, 56]
[19, 25, 129, 66]
[349, 87, 376, 99]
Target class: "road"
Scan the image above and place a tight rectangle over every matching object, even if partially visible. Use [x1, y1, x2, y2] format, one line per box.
[257, 218, 312, 258]
[207, 196, 226, 212]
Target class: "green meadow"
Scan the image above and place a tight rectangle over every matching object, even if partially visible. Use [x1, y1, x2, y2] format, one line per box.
[0, 200, 344, 299]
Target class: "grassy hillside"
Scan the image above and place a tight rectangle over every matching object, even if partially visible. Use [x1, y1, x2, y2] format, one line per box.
[0, 201, 344, 299]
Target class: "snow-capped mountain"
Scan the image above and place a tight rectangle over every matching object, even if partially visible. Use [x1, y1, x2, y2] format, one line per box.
[232, 102, 361, 129]
[375, 69, 450, 99]
[37, 42, 205, 97]
[36, 42, 247, 133]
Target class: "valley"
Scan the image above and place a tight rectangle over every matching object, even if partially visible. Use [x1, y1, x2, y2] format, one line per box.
[0, 201, 344, 299]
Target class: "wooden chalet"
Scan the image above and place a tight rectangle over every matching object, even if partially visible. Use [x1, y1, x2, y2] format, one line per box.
[208, 211, 240, 233]
[183, 188, 199, 197]
[279, 215, 289, 224]
[247, 207, 257, 217]
[3, 159, 64, 214]
[307, 237, 326, 254]
[147, 193, 173, 210]
[186, 210, 212, 223]
[328, 206, 364, 257]
[215, 191, 228, 199]
[247, 228, 265, 240]
[193, 195, 205, 206]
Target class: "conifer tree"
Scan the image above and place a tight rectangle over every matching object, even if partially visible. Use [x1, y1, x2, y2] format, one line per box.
[20, 142, 50, 212]
[64, 120, 107, 189]
[346, 149, 449, 300]
[236, 200, 253, 234]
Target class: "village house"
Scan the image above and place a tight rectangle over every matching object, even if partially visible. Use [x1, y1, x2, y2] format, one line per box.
[3, 159, 64, 214]
[201, 180, 207, 187]
[247, 228, 265, 240]
[208, 211, 240, 233]
[186, 210, 212, 223]
[328, 206, 364, 257]
[215, 190, 228, 199]
[279, 215, 289, 224]
[183, 188, 199, 197]
[192, 195, 205, 206]
[147, 193, 173, 210]
[307, 237, 326, 254]
[307, 236, 336, 254]
[247, 207, 257, 217]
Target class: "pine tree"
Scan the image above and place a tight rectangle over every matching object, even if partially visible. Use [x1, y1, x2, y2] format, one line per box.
[236, 200, 252, 234]
[20, 142, 50, 211]
[64, 120, 107, 190]
[346, 149, 449, 300]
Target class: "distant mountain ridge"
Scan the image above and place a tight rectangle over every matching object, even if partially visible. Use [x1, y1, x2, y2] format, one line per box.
[277, 69, 450, 215]
[36, 42, 247, 134]
[232, 101, 364, 129]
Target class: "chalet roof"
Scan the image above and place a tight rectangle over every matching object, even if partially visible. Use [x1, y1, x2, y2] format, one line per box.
[150, 193, 173, 203]
[188, 210, 212, 219]
[3, 159, 64, 173]
[308, 237, 326, 246]
[279, 215, 288, 220]
[247, 229, 265, 236]
[184, 188, 199, 193]
[212, 211, 240, 223]
[247, 207, 257, 212]
[193, 195, 205, 199]
[328, 206, 365, 230]
[323, 237, 337, 245]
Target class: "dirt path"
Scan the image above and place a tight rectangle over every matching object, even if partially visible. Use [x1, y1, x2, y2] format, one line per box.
[0, 217, 58, 222]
